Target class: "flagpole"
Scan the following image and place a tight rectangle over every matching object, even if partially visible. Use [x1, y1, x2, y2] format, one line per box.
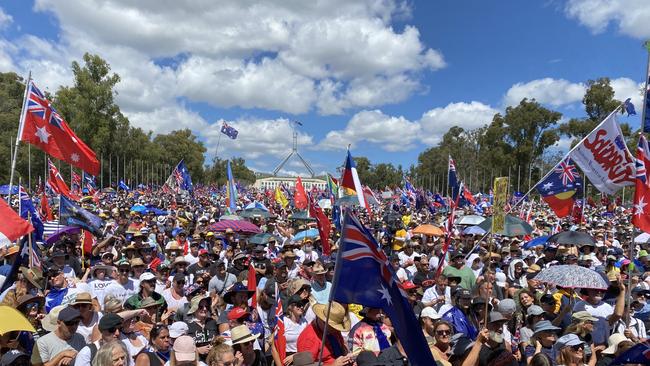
[641, 41, 650, 133]
[8, 71, 31, 204]
[28, 212, 33, 269]
[215, 125, 223, 161]
[28, 144, 31, 190]
[580, 172, 586, 226]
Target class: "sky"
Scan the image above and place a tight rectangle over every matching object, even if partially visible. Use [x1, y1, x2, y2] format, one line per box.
[0, 0, 648, 177]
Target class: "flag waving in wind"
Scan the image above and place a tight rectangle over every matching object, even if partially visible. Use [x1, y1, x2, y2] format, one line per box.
[226, 160, 238, 213]
[164, 159, 193, 194]
[47, 159, 77, 200]
[340, 150, 369, 215]
[536, 158, 583, 218]
[330, 212, 436, 366]
[633, 135, 650, 233]
[221, 122, 239, 139]
[59, 195, 104, 237]
[0, 198, 34, 248]
[20, 80, 99, 175]
[448, 155, 460, 200]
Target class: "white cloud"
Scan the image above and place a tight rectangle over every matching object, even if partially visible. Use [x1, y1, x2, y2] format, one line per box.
[0, 7, 12, 29]
[610, 77, 644, 109]
[503, 78, 586, 107]
[565, 0, 650, 39]
[317, 109, 420, 151]
[127, 105, 208, 135]
[419, 102, 498, 145]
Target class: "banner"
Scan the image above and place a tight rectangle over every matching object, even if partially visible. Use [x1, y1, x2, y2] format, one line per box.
[568, 112, 635, 195]
[492, 177, 508, 233]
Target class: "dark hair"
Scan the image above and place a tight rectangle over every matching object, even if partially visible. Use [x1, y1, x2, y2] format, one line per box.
[150, 324, 168, 342]
[529, 352, 553, 366]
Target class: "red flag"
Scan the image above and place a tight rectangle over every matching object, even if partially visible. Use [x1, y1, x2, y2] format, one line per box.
[274, 295, 287, 361]
[47, 159, 78, 200]
[20, 81, 100, 175]
[40, 191, 53, 221]
[247, 263, 257, 307]
[294, 177, 308, 210]
[308, 198, 331, 256]
[81, 230, 95, 254]
[0, 198, 34, 247]
[633, 135, 650, 233]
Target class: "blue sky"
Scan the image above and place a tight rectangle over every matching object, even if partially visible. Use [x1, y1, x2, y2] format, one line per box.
[0, 0, 647, 176]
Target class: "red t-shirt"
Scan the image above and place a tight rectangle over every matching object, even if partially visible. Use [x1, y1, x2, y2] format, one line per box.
[296, 322, 347, 365]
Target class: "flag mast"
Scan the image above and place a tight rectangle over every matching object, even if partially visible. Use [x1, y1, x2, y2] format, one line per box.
[8, 71, 31, 204]
[641, 41, 650, 133]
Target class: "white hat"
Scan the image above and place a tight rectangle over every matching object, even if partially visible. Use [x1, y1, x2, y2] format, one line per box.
[139, 272, 156, 282]
[495, 272, 507, 287]
[420, 306, 441, 320]
[168, 321, 189, 338]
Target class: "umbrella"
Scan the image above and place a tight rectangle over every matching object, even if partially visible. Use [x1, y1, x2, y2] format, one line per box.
[0, 306, 36, 334]
[412, 224, 444, 236]
[289, 211, 316, 221]
[635, 232, 650, 244]
[547, 231, 595, 246]
[456, 215, 485, 226]
[130, 204, 147, 213]
[533, 265, 609, 290]
[478, 215, 533, 236]
[0, 185, 19, 195]
[45, 226, 81, 245]
[240, 207, 273, 219]
[294, 228, 319, 242]
[523, 235, 550, 249]
[249, 233, 281, 245]
[463, 226, 486, 236]
[317, 199, 332, 210]
[208, 220, 261, 234]
[244, 202, 269, 211]
[219, 214, 243, 221]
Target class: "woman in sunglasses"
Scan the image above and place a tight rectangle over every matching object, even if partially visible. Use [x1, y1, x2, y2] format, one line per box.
[430, 320, 454, 362]
[555, 334, 596, 366]
[187, 296, 218, 363]
[134, 324, 171, 366]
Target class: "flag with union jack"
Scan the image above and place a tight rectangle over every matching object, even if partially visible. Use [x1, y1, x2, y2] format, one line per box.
[536, 158, 583, 218]
[273, 288, 287, 362]
[19, 80, 99, 175]
[330, 212, 435, 366]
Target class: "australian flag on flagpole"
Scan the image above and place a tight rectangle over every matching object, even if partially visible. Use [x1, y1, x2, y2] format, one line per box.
[330, 212, 436, 366]
[59, 195, 104, 237]
[448, 155, 460, 201]
[221, 122, 239, 139]
[19, 187, 44, 242]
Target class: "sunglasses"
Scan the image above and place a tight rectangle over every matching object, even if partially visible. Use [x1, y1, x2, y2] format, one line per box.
[104, 327, 119, 334]
[176, 281, 186, 285]
[25, 303, 39, 311]
[119, 268, 130, 273]
[570, 344, 584, 351]
[436, 329, 451, 336]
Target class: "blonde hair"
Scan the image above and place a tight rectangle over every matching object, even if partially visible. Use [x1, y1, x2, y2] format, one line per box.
[92, 340, 128, 366]
[556, 346, 580, 365]
[207, 337, 234, 365]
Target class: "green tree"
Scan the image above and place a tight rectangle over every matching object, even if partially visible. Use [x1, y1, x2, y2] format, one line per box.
[205, 157, 256, 185]
[153, 129, 207, 182]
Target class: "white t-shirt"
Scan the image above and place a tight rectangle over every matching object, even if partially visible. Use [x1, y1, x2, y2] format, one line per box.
[120, 333, 149, 366]
[398, 251, 420, 275]
[104, 279, 138, 305]
[89, 279, 113, 310]
[284, 316, 308, 352]
[422, 286, 451, 306]
[185, 253, 199, 266]
[77, 311, 102, 343]
[396, 267, 410, 282]
[162, 288, 188, 311]
[573, 300, 613, 345]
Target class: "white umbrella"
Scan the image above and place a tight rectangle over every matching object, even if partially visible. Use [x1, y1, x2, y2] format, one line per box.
[456, 215, 486, 226]
[635, 232, 650, 244]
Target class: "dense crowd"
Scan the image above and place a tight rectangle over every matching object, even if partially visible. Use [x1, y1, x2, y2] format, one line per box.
[0, 189, 649, 366]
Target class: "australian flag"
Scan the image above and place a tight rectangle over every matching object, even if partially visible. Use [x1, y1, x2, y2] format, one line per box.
[221, 122, 239, 139]
[610, 340, 650, 365]
[448, 155, 460, 201]
[118, 180, 130, 191]
[19, 187, 44, 242]
[59, 195, 104, 237]
[175, 159, 194, 192]
[330, 212, 436, 366]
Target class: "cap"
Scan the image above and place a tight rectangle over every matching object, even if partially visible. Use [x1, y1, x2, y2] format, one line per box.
[139, 272, 156, 282]
[455, 289, 472, 299]
[287, 294, 308, 307]
[497, 299, 516, 315]
[173, 273, 186, 283]
[572, 311, 597, 322]
[198, 249, 208, 256]
[58, 306, 81, 322]
[0, 350, 28, 366]
[173, 335, 197, 362]
[98, 313, 123, 331]
[227, 307, 250, 321]
[399, 281, 417, 290]
[532, 320, 561, 335]
[554, 334, 584, 350]
[168, 321, 189, 338]
[488, 311, 507, 324]
[420, 306, 441, 320]
[526, 305, 544, 316]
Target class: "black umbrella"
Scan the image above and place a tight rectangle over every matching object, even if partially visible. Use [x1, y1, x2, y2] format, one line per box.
[478, 215, 533, 237]
[547, 230, 595, 246]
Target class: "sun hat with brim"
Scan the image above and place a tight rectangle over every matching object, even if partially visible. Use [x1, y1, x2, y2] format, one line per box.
[488, 311, 508, 324]
[554, 334, 584, 352]
[223, 282, 254, 304]
[312, 302, 351, 332]
[532, 320, 561, 336]
[187, 295, 211, 314]
[173, 257, 189, 266]
[130, 258, 145, 267]
[572, 311, 598, 322]
[602, 333, 631, 355]
[41, 305, 66, 332]
[140, 297, 159, 309]
[91, 265, 113, 278]
[312, 262, 328, 275]
[231, 324, 260, 345]
[173, 335, 197, 362]
[71, 292, 93, 306]
[16, 294, 44, 312]
[20, 266, 44, 289]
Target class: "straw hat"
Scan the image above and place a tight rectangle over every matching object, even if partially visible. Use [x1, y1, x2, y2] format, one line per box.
[20, 267, 44, 289]
[71, 292, 93, 306]
[312, 262, 328, 275]
[230, 324, 260, 345]
[312, 301, 351, 332]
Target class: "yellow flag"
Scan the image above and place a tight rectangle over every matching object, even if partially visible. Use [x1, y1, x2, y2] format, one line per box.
[275, 186, 288, 208]
[492, 177, 509, 233]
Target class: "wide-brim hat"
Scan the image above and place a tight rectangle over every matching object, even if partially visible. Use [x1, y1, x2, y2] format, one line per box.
[312, 301, 351, 332]
[602, 333, 631, 355]
[173, 257, 189, 266]
[16, 294, 44, 312]
[312, 262, 328, 275]
[223, 282, 254, 304]
[41, 305, 66, 332]
[20, 267, 44, 290]
[230, 324, 259, 345]
[291, 351, 318, 366]
[91, 265, 113, 277]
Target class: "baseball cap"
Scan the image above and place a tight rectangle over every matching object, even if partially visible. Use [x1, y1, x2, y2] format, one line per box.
[497, 299, 516, 315]
[572, 311, 597, 322]
[98, 313, 123, 331]
[420, 307, 441, 320]
[169, 321, 189, 338]
[139, 272, 156, 282]
[227, 307, 250, 321]
[526, 305, 544, 316]
[58, 306, 81, 322]
[0, 350, 28, 366]
[198, 249, 209, 256]
[173, 335, 197, 362]
[554, 334, 584, 351]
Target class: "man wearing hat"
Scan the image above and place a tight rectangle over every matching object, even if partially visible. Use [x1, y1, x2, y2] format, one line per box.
[283, 247, 300, 279]
[103, 259, 138, 307]
[231, 325, 265, 366]
[208, 260, 237, 296]
[88, 264, 114, 309]
[187, 248, 217, 281]
[0, 266, 44, 308]
[523, 320, 561, 363]
[184, 237, 202, 265]
[348, 307, 391, 355]
[443, 252, 476, 291]
[0, 350, 29, 366]
[32, 306, 86, 365]
[442, 289, 478, 340]
[74, 313, 123, 365]
[310, 262, 331, 305]
[573, 279, 626, 346]
[297, 301, 352, 365]
[124, 271, 166, 313]
[476, 312, 512, 366]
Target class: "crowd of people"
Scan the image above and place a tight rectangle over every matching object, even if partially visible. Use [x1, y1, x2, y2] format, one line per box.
[0, 188, 649, 366]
